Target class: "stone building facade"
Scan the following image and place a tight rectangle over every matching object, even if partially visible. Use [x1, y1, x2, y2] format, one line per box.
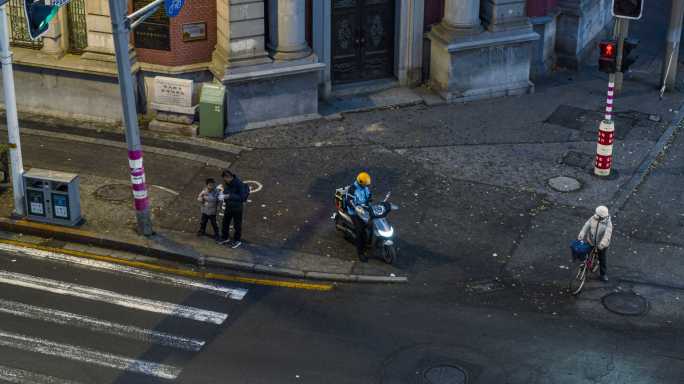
[0, 0, 613, 134]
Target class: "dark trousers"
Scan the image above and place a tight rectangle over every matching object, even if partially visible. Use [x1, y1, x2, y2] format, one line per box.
[598, 248, 608, 276]
[222, 208, 243, 242]
[199, 214, 219, 237]
[352, 215, 366, 255]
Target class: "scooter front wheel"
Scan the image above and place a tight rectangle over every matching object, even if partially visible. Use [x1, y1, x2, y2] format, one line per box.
[382, 244, 397, 264]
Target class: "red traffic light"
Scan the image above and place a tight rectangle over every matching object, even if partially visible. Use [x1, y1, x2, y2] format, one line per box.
[600, 41, 616, 58]
[599, 40, 617, 73]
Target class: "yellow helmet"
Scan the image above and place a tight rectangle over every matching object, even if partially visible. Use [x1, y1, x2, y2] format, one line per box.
[356, 172, 371, 186]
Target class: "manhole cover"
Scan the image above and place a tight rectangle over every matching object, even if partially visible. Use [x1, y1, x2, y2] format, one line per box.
[602, 292, 649, 316]
[94, 184, 131, 202]
[548, 176, 581, 192]
[424, 365, 467, 384]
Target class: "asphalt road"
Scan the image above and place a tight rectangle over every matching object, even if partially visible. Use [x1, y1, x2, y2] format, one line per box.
[0, 243, 681, 384]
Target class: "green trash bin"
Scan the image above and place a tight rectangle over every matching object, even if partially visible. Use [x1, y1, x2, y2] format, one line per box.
[199, 83, 226, 138]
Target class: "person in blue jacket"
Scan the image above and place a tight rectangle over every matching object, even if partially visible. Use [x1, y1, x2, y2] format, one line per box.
[347, 172, 372, 261]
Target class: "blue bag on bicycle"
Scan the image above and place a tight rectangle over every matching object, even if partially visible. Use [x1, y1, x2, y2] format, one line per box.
[570, 240, 591, 260]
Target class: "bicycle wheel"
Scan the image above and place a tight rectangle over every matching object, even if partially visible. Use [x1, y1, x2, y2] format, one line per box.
[569, 262, 587, 295]
[590, 251, 599, 274]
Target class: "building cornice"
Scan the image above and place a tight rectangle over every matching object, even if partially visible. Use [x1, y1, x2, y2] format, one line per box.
[11, 47, 138, 78]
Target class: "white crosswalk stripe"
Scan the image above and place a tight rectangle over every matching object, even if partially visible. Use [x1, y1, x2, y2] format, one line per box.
[0, 299, 205, 352]
[0, 365, 83, 384]
[0, 331, 182, 380]
[0, 243, 252, 381]
[0, 270, 228, 324]
[0, 243, 247, 300]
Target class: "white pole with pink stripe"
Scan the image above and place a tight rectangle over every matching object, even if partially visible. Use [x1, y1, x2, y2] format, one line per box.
[594, 78, 616, 177]
[109, 0, 154, 235]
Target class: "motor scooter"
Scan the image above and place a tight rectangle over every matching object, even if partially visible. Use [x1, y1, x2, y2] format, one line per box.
[333, 187, 398, 263]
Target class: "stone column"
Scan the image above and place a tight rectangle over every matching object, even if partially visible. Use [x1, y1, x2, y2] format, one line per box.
[443, 0, 482, 31]
[427, 0, 538, 103]
[268, 0, 311, 61]
[81, 0, 116, 62]
[481, 0, 530, 31]
[213, 0, 271, 73]
[40, 13, 64, 58]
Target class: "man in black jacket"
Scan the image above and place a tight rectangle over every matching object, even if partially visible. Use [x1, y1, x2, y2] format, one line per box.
[218, 169, 246, 248]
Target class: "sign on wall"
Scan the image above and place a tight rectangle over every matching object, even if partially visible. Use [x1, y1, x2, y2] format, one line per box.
[182, 22, 207, 42]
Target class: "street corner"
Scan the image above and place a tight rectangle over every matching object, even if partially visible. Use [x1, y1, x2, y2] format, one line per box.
[220, 144, 547, 282]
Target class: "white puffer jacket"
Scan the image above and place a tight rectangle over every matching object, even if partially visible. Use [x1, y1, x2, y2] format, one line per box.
[578, 215, 613, 250]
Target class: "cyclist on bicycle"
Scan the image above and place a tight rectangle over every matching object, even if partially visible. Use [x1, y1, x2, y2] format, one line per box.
[578, 205, 613, 282]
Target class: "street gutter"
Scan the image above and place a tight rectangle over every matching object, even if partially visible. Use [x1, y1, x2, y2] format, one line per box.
[0, 218, 408, 284]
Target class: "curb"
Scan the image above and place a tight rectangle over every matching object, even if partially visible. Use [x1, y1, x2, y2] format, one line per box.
[0, 218, 408, 284]
[7, 127, 234, 169]
[611, 102, 684, 214]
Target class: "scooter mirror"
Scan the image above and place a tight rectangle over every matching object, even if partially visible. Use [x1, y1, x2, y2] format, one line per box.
[384, 192, 391, 202]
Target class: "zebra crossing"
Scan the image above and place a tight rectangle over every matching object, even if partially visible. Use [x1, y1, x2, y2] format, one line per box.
[0, 243, 249, 383]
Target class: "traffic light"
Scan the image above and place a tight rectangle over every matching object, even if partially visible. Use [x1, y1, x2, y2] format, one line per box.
[23, 0, 59, 40]
[599, 40, 617, 73]
[612, 0, 644, 20]
[621, 38, 639, 72]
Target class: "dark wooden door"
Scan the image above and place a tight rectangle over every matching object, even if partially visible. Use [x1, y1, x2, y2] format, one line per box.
[332, 0, 395, 85]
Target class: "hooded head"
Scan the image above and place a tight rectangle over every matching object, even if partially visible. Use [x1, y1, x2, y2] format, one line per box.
[594, 205, 609, 220]
[222, 169, 235, 184]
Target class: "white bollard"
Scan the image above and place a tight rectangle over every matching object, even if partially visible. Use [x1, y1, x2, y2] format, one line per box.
[594, 120, 615, 176]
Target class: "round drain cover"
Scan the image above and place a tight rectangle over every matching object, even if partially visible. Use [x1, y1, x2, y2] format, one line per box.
[602, 292, 649, 316]
[548, 176, 581, 192]
[424, 365, 467, 384]
[94, 184, 131, 202]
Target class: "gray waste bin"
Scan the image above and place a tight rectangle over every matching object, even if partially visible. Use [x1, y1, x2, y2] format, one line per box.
[24, 168, 82, 226]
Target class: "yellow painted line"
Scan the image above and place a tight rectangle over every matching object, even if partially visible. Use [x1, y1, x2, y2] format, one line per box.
[13, 219, 100, 238]
[0, 239, 334, 292]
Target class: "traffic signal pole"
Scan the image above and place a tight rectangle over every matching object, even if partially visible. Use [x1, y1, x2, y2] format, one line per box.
[0, 4, 25, 216]
[614, 18, 629, 93]
[662, 0, 684, 92]
[108, 0, 154, 236]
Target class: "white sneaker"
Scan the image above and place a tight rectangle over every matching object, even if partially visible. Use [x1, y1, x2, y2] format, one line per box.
[230, 241, 242, 249]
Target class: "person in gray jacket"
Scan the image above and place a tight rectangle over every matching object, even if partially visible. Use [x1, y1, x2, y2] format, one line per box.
[197, 178, 220, 240]
[578, 205, 613, 282]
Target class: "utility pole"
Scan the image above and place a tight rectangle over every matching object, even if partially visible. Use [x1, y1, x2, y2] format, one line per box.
[108, 0, 159, 236]
[0, 3, 25, 217]
[662, 0, 684, 92]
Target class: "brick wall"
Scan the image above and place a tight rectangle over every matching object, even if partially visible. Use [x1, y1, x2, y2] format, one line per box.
[135, 0, 217, 66]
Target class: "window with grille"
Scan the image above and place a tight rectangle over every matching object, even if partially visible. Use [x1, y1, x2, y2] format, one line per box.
[7, 0, 43, 49]
[67, 0, 88, 53]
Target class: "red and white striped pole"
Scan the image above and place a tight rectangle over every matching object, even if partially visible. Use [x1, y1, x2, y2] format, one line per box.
[594, 79, 616, 176]
[128, 150, 149, 212]
[110, 0, 153, 235]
